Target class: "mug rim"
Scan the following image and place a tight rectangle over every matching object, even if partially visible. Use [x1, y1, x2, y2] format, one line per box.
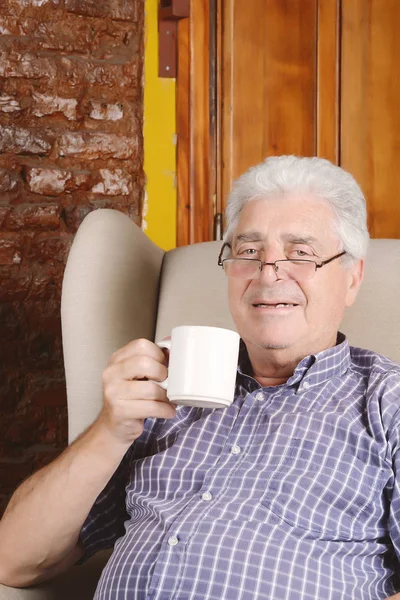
[172, 324, 239, 335]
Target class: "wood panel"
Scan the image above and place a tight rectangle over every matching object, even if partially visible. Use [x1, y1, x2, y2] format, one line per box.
[220, 0, 318, 209]
[316, 0, 340, 163]
[176, 0, 215, 245]
[176, 17, 190, 247]
[190, 0, 213, 243]
[341, 0, 400, 238]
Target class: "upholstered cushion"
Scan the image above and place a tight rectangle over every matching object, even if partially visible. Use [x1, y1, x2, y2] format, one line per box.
[341, 238, 400, 363]
[61, 209, 164, 442]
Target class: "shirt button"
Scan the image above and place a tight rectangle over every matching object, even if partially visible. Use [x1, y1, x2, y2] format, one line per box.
[168, 536, 179, 547]
[231, 444, 241, 455]
[255, 391, 264, 401]
[201, 491, 213, 502]
[302, 381, 310, 390]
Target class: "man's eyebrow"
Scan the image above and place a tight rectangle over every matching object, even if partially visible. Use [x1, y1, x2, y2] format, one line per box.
[282, 234, 321, 246]
[233, 232, 265, 248]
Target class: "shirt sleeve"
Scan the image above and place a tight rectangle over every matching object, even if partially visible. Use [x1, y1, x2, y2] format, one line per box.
[78, 445, 134, 562]
[383, 373, 400, 569]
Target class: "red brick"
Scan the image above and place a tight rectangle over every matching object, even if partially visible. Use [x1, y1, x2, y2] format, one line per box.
[6, 408, 49, 445]
[57, 56, 139, 89]
[0, 303, 24, 342]
[27, 269, 62, 299]
[31, 92, 77, 121]
[0, 15, 137, 58]
[2, 0, 61, 14]
[24, 298, 61, 330]
[0, 125, 52, 155]
[0, 206, 11, 227]
[57, 132, 139, 160]
[0, 94, 22, 114]
[62, 204, 94, 232]
[6, 204, 61, 230]
[0, 235, 22, 265]
[0, 48, 57, 79]
[27, 232, 72, 263]
[0, 15, 90, 53]
[0, 267, 32, 301]
[26, 377, 67, 407]
[0, 371, 25, 413]
[91, 168, 131, 195]
[25, 167, 72, 195]
[65, 0, 138, 22]
[24, 166, 103, 195]
[24, 328, 62, 369]
[0, 168, 19, 193]
[89, 101, 124, 121]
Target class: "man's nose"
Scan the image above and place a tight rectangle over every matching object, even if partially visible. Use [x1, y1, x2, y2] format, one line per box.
[258, 260, 280, 283]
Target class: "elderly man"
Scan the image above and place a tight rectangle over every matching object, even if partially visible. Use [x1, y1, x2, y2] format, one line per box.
[1, 156, 400, 600]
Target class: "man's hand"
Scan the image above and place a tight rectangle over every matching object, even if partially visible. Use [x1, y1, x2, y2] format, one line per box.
[97, 338, 176, 445]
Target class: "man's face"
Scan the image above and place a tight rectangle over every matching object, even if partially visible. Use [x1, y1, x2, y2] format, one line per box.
[227, 195, 364, 361]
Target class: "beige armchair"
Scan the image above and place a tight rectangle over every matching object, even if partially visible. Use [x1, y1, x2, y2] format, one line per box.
[1, 208, 399, 600]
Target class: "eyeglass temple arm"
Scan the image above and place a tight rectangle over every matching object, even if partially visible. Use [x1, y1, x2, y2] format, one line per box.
[315, 251, 347, 269]
[217, 242, 231, 266]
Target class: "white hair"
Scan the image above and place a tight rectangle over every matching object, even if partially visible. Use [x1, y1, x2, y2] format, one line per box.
[224, 155, 369, 260]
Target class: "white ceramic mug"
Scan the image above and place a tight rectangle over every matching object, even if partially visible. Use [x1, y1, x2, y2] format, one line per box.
[155, 325, 240, 409]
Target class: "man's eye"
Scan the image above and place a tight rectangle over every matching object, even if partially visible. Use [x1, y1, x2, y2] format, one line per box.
[240, 248, 258, 256]
[291, 249, 312, 258]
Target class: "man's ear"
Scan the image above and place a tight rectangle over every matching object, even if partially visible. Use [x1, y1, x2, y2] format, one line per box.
[345, 259, 365, 307]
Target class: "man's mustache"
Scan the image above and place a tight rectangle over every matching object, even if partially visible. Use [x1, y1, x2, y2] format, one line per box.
[246, 290, 305, 305]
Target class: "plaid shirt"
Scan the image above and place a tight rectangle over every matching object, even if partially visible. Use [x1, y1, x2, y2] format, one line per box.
[80, 335, 400, 599]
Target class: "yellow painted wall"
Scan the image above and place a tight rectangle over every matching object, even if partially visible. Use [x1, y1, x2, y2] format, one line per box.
[143, 0, 177, 251]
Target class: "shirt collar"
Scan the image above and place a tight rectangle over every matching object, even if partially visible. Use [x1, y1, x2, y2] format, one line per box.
[237, 332, 351, 391]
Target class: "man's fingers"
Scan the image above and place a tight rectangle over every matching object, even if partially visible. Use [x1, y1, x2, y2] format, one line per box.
[111, 380, 169, 403]
[123, 399, 176, 420]
[109, 338, 168, 367]
[103, 355, 168, 384]
[104, 381, 176, 420]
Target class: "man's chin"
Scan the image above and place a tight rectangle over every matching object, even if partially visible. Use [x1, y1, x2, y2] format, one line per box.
[259, 342, 290, 350]
[243, 334, 291, 351]
[250, 329, 295, 351]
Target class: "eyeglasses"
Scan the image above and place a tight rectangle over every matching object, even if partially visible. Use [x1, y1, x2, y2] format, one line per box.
[217, 243, 347, 281]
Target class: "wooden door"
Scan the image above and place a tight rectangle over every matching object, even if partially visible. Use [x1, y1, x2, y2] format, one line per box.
[176, 0, 216, 246]
[176, 0, 400, 244]
[221, 0, 318, 205]
[341, 0, 400, 238]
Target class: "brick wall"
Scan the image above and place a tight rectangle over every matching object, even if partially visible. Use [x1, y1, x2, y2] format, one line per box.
[0, 0, 145, 514]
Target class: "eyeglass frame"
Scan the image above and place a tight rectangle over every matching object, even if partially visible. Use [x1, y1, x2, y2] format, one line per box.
[217, 242, 347, 279]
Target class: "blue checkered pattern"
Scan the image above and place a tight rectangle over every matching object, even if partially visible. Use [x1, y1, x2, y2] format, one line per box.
[80, 335, 400, 599]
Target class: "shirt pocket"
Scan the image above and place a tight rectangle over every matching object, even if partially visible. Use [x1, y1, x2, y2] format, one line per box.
[259, 439, 386, 540]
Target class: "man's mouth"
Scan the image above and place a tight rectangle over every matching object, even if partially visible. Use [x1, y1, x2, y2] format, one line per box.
[252, 302, 298, 308]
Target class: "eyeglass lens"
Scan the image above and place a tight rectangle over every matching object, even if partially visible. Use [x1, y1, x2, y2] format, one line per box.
[223, 259, 317, 280]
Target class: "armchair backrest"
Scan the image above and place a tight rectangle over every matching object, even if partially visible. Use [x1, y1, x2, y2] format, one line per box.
[62, 209, 400, 443]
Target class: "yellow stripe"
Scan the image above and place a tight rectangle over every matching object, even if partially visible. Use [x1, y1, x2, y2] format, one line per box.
[143, 0, 177, 251]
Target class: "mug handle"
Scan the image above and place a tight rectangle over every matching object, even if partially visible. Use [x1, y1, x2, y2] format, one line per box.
[151, 339, 171, 390]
